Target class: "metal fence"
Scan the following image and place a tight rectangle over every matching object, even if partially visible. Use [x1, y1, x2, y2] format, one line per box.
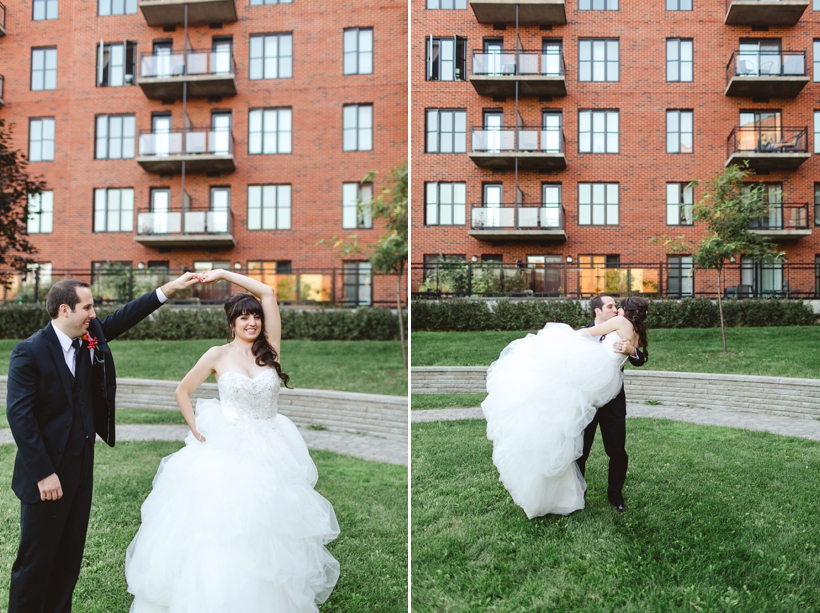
[2, 267, 406, 307]
[412, 261, 820, 300]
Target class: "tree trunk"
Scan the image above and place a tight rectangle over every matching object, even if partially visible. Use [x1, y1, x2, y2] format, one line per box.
[717, 266, 727, 354]
[396, 268, 407, 372]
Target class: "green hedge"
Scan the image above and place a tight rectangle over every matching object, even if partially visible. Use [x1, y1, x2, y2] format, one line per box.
[0, 305, 406, 341]
[411, 298, 817, 331]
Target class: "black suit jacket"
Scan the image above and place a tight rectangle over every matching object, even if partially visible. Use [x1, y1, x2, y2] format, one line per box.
[6, 290, 162, 503]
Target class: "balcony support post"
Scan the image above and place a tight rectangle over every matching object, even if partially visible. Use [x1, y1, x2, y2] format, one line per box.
[181, 3, 189, 225]
[513, 4, 520, 231]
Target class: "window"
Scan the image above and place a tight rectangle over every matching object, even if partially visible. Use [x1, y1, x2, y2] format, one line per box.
[96, 42, 136, 87]
[95, 114, 135, 159]
[578, 110, 619, 153]
[93, 188, 134, 232]
[814, 41, 820, 82]
[343, 28, 373, 75]
[29, 118, 55, 162]
[814, 184, 820, 225]
[542, 184, 562, 228]
[250, 0, 291, 4]
[425, 182, 466, 225]
[579, 0, 617, 9]
[543, 111, 563, 152]
[427, 0, 466, 7]
[578, 39, 618, 82]
[741, 256, 783, 297]
[28, 191, 53, 233]
[210, 187, 230, 233]
[247, 261, 296, 299]
[342, 182, 373, 229]
[815, 111, 820, 153]
[342, 104, 373, 151]
[667, 110, 693, 153]
[666, 183, 694, 225]
[667, 256, 694, 297]
[578, 183, 619, 225]
[31, 48, 57, 91]
[343, 262, 372, 306]
[579, 255, 620, 296]
[426, 36, 467, 81]
[667, 39, 693, 82]
[248, 184, 291, 230]
[99, 0, 136, 15]
[666, 0, 692, 10]
[33, 0, 58, 20]
[248, 108, 292, 154]
[249, 34, 292, 80]
[426, 109, 467, 153]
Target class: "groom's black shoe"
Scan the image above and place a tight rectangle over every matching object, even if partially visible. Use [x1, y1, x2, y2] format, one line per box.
[610, 500, 626, 513]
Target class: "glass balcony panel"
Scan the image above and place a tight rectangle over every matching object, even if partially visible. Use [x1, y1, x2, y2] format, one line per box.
[208, 210, 230, 233]
[184, 211, 207, 233]
[519, 208, 539, 227]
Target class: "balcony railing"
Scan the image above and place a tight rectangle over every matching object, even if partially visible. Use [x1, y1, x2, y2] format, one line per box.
[137, 208, 232, 236]
[139, 0, 238, 27]
[471, 49, 567, 97]
[469, 126, 567, 169]
[725, 50, 808, 97]
[139, 49, 237, 99]
[0, 2, 6, 36]
[469, 0, 567, 26]
[469, 203, 566, 241]
[137, 128, 236, 173]
[724, 0, 809, 26]
[748, 202, 811, 240]
[725, 125, 810, 171]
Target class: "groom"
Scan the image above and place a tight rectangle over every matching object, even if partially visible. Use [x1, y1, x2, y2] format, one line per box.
[5, 273, 199, 612]
[578, 293, 646, 513]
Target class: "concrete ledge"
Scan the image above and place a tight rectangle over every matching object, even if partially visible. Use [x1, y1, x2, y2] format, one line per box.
[411, 366, 820, 420]
[0, 376, 408, 442]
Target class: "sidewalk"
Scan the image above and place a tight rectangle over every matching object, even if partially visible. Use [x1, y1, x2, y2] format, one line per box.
[412, 403, 820, 443]
[0, 425, 408, 466]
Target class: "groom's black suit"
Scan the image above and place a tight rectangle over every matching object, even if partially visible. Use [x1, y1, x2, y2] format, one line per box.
[576, 322, 645, 505]
[6, 290, 163, 613]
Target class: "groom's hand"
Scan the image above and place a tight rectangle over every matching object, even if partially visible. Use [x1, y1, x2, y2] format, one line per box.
[613, 340, 636, 356]
[160, 272, 202, 298]
[37, 473, 63, 501]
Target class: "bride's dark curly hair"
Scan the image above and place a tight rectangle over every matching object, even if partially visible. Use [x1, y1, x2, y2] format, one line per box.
[621, 296, 649, 360]
[225, 292, 291, 388]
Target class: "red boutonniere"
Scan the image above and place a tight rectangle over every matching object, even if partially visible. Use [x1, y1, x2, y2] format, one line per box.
[82, 334, 99, 350]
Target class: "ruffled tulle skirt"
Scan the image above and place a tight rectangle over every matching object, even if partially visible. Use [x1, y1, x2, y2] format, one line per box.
[125, 398, 340, 612]
[481, 323, 624, 518]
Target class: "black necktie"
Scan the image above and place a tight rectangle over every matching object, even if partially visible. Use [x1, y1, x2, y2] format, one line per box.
[71, 338, 81, 377]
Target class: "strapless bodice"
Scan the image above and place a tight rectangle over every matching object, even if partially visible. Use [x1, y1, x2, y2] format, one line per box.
[601, 331, 631, 368]
[217, 369, 280, 420]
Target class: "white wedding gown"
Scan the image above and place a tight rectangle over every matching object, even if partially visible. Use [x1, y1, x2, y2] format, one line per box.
[125, 369, 340, 612]
[481, 323, 629, 518]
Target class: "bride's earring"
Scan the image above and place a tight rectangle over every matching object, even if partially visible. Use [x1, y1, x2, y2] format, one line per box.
[230, 328, 235, 339]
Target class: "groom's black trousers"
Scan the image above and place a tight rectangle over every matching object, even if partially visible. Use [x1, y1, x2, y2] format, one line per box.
[9, 440, 94, 613]
[576, 385, 628, 504]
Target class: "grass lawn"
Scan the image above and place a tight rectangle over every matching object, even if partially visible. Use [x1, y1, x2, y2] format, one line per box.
[0, 339, 406, 397]
[411, 327, 820, 379]
[412, 418, 820, 612]
[0, 442, 407, 612]
[411, 394, 486, 411]
[0, 408, 188, 429]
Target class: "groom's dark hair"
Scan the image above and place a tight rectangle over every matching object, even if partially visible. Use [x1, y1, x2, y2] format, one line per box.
[590, 293, 615, 318]
[46, 280, 91, 319]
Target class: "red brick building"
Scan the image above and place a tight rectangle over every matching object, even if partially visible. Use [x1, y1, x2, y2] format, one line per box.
[411, 0, 820, 299]
[0, 0, 407, 305]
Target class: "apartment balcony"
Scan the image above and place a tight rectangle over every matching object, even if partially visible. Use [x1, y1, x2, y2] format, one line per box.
[470, 50, 566, 97]
[469, 127, 567, 170]
[0, 2, 6, 36]
[750, 202, 812, 241]
[0, 75, 4, 106]
[139, 50, 236, 100]
[135, 208, 235, 248]
[725, 126, 810, 171]
[470, 0, 566, 25]
[139, 0, 237, 26]
[725, 50, 808, 97]
[724, 0, 809, 26]
[468, 203, 566, 241]
[137, 129, 236, 174]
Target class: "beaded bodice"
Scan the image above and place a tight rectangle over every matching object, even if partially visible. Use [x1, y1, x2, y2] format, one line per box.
[217, 369, 280, 420]
[601, 332, 631, 368]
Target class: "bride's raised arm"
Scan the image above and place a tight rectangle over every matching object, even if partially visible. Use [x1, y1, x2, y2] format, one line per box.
[201, 269, 282, 357]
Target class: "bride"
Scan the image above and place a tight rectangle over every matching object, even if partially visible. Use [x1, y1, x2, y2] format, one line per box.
[125, 270, 340, 612]
[481, 296, 649, 518]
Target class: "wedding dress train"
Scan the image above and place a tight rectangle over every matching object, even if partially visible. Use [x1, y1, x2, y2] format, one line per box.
[125, 369, 340, 612]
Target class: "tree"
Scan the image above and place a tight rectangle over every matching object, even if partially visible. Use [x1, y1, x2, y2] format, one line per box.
[656, 164, 783, 353]
[0, 118, 44, 287]
[319, 163, 408, 369]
